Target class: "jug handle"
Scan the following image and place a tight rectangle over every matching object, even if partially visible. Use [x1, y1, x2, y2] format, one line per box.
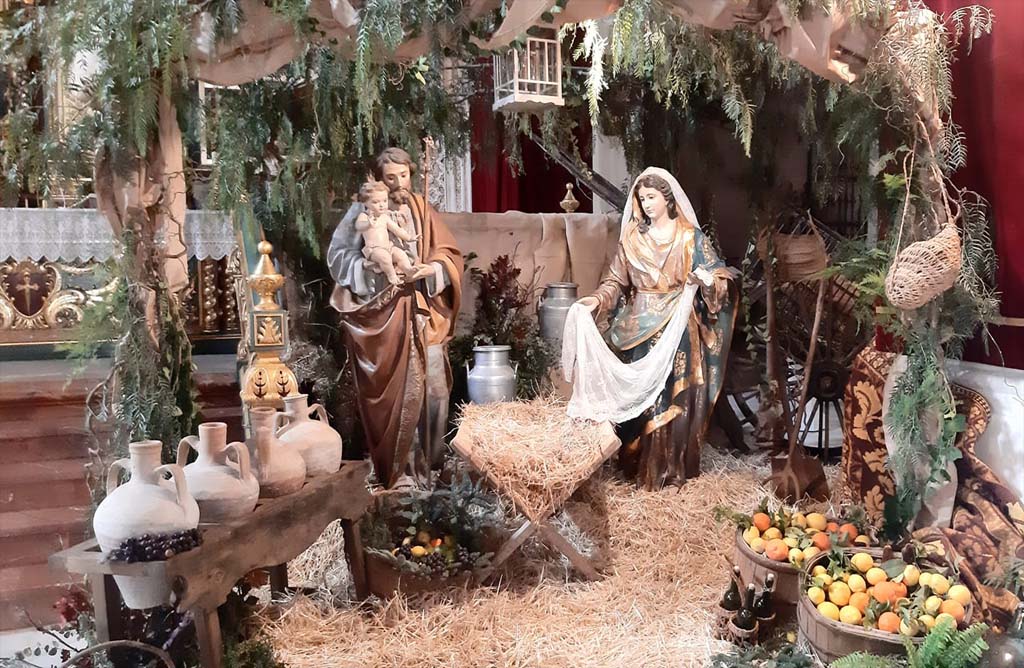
[106, 458, 131, 495]
[154, 464, 190, 508]
[176, 435, 198, 467]
[308, 403, 329, 423]
[512, 361, 519, 375]
[225, 441, 252, 481]
[274, 412, 293, 436]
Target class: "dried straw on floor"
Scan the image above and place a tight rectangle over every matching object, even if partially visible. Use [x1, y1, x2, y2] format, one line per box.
[259, 451, 792, 668]
[454, 399, 611, 520]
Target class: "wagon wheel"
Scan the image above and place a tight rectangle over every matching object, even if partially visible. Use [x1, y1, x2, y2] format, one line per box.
[774, 259, 870, 463]
[720, 217, 870, 460]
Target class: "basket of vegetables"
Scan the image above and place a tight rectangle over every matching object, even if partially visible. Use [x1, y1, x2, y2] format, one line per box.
[797, 544, 975, 663]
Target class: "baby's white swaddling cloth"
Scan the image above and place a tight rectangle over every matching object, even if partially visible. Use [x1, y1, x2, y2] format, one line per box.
[561, 282, 700, 423]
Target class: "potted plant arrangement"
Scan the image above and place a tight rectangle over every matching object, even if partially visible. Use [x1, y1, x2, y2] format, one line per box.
[362, 473, 504, 597]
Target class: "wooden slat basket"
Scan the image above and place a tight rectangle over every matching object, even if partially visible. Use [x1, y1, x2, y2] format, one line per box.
[733, 529, 801, 618]
[796, 549, 973, 664]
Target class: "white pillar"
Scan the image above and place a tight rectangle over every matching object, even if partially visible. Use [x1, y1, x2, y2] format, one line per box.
[592, 130, 628, 214]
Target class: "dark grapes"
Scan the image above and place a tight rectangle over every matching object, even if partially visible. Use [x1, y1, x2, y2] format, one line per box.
[107, 528, 202, 563]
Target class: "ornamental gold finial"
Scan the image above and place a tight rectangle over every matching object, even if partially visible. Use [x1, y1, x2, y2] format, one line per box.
[560, 183, 579, 213]
[249, 240, 284, 311]
[239, 235, 297, 413]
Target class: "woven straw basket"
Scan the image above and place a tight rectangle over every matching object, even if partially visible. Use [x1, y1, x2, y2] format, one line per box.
[757, 231, 829, 283]
[885, 224, 961, 310]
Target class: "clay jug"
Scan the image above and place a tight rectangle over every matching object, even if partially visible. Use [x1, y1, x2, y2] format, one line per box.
[275, 394, 343, 476]
[93, 440, 199, 609]
[247, 407, 306, 497]
[177, 422, 259, 522]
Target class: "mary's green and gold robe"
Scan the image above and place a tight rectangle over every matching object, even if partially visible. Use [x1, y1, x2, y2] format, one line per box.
[590, 217, 737, 490]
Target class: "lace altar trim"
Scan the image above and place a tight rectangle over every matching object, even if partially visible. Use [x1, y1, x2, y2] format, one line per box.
[0, 208, 236, 262]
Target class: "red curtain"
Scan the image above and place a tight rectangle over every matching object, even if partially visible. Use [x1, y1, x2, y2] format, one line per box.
[926, 0, 1024, 368]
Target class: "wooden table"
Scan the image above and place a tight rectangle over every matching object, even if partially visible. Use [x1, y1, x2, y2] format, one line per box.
[451, 422, 619, 582]
[50, 461, 371, 668]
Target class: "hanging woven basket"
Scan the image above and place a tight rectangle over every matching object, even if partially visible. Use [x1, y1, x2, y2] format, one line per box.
[756, 230, 828, 283]
[884, 223, 961, 310]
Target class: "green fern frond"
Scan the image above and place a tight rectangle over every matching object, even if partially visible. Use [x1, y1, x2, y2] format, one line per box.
[917, 615, 956, 666]
[830, 652, 902, 668]
[940, 622, 989, 668]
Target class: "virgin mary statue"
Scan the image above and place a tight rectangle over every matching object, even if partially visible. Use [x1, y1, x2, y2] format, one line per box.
[564, 167, 737, 490]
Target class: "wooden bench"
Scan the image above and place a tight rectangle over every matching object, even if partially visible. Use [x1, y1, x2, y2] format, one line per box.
[50, 461, 371, 668]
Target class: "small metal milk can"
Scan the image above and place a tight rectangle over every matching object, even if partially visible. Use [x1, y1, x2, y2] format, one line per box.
[538, 282, 578, 346]
[466, 345, 517, 404]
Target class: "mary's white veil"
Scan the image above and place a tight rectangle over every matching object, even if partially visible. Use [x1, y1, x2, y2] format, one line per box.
[562, 167, 704, 423]
[620, 167, 701, 240]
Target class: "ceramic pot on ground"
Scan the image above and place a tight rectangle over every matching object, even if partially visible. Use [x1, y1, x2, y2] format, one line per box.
[177, 422, 259, 522]
[538, 282, 578, 350]
[274, 394, 343, 476]
[247, 407, 306, 497]
[93, 440, 199, 609]
[466, 345, 517, 404]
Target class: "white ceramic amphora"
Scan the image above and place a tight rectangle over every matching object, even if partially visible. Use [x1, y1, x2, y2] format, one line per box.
[275, 394, 343, 476]
[177, 422, 259, 522]
[247, 407, 306, 497]
[93, 440, 199, 609]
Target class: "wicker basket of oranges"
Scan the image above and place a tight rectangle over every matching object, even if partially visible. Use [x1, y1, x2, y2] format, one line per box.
[797, 547, 974, 664]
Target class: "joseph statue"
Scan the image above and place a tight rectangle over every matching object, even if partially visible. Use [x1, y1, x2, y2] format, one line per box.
[327, 147, 462, 487]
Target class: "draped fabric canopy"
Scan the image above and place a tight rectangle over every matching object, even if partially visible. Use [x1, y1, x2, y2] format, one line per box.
[190, 0, 882, 88]
[102, 0, 891, 299]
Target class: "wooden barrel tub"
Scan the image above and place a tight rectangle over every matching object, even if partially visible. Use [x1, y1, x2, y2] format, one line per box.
[733, 528, 802, 621]
[796, 549, 973, 664]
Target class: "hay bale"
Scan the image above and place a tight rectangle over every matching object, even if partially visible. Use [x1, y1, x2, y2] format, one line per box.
[454, 399, 612, 521]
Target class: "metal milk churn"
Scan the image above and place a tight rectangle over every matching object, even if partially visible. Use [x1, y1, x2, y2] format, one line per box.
[466, 345, 517, 404]
[538, 282, 578, 347]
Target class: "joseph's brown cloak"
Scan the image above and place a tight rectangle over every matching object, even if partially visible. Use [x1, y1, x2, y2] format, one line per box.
[331, 193, 462, 486]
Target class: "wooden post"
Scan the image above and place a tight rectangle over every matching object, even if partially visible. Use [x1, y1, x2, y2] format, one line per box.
[341, 519, 368, 600]
[193, 607, 223, 668]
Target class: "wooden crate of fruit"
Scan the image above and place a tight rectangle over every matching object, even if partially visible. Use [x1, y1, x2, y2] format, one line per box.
[797, 547, 974, 664]
[733, 508, 868, 613]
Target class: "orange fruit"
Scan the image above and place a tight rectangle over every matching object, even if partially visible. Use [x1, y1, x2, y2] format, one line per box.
[817, 601, 841, 621]
[872, 581, 900, 605]
[838, 523, 859, 544]
[828, 582, 852, 607]
[811, 532, 831, 551]
[752, 512, 772, 532]
[939, 599, 966, 624]
[878, 611, 901, 634]
[765, 538, 790, 562]
[866, 567, 888, 585]
[947, 585, 972, 607]
[849, 591, 870, 613]
[892, 581, 908, 600]
[826, 521, 840, 533]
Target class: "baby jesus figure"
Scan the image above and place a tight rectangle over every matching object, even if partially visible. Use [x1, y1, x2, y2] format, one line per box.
[355, 181, 428, 285]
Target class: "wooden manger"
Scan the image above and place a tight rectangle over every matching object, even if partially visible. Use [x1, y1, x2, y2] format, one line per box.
[451, 401, 619, 582]
[50, 462, 371, 668]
